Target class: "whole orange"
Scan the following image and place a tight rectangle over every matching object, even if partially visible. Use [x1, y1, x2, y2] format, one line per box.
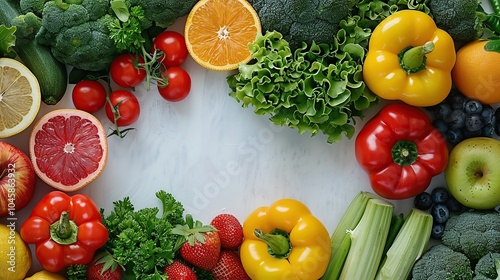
[452, 40, 500, 104]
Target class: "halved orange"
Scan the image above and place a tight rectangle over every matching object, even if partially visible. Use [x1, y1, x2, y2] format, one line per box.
[29, 109, 108, 192]
[184, 0, 261, 71]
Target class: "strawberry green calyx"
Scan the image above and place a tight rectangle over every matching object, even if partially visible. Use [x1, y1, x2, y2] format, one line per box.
[172, 214, 217, 248]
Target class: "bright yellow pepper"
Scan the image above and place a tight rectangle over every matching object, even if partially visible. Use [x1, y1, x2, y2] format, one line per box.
[240, 198, 331, 280]
[362, 10, 456, 107]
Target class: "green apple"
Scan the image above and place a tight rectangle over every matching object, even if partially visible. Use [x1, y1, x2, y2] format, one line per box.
[445, 137, 500, 210]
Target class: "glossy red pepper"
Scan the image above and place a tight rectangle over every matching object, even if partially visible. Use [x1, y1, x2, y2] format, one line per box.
[20, 191, 108, 272]
[355, 103, 448, 200]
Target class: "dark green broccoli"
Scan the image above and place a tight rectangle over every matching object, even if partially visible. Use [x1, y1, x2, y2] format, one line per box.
[248, 0, 350, 50]
[474, 253, 500, 280]
[429, 0, 500, 44]
[34, 0, 116, 71]
[441, 210, 500, 261]
[10, 12, 42, 39]
[429, 0, 483, 43]
[412, 244, 473, 280]
[19, 0, 49, 16]
[129, 0, 198, 28]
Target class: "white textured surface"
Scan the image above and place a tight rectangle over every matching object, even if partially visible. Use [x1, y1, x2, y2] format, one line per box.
[2, 9, 466, 274]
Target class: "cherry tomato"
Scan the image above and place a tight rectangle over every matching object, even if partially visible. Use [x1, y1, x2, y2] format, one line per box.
[153, 31, 189, 68]
[110, 54, 146, 88]
[157, 67, 191, 102]
[72, 80, 107, 113]
[105, 90, 141, 127]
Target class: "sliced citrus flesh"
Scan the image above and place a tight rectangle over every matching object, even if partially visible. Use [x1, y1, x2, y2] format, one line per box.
[29, 109, 108, 192]
[0, 58, 41, 138]
[185, 0, 261, 71]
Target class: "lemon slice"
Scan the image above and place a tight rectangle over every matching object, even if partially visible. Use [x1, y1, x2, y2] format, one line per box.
[184, 0, 261, 71]
[0, 58, 41, 138]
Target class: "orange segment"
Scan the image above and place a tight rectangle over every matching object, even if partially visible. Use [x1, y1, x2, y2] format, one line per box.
[185, 0, 261, 71]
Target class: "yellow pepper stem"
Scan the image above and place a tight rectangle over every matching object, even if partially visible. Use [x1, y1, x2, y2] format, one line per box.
[399, 41, 434, 74]
[254, 228, 291, 258]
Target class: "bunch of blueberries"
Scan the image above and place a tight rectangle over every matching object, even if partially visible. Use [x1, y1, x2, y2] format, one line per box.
[413, 187, 464, 240]
[427, 90, 498, 145]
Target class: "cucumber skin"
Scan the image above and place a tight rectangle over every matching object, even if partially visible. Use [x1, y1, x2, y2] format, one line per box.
[0, 0, 68, 105]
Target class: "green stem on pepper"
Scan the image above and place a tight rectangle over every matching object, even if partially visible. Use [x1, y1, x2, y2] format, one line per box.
[254, 228, 292, 259]
[399, 41, 434, 74]
[392, 140, 418, 166]
[50, 211, 79, 245]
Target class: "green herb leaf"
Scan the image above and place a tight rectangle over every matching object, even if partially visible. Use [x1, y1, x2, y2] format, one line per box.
[110, 0, 130, 22]
[484, 39, 500, 53]
[0, 25, 17, 59]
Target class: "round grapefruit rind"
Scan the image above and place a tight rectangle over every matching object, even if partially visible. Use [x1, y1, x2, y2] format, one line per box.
[29, 109, 108, 192]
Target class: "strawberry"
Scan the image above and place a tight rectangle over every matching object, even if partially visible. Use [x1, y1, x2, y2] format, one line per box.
[164, 260, 198, 280]
[172, 214, 221, 271]
[86, 251, 123, 280]
[210, 213, 244, 250]
[211, 250, 250, 280]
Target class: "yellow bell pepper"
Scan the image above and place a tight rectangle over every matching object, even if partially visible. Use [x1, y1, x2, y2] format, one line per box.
[240, 198, 331, 280]
[362, 10, 456, 107]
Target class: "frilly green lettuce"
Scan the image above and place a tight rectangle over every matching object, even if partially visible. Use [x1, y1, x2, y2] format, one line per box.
[227, 20, 377, 143]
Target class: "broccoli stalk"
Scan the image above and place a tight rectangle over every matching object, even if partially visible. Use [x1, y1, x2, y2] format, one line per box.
[375, 208, 433, 280]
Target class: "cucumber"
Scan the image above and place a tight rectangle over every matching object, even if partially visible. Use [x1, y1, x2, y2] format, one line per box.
[0, 0, 68, 105]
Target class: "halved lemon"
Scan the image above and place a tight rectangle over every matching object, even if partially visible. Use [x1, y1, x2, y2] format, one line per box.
[184, 0, 261, 71]
[0, 58, 41, 138]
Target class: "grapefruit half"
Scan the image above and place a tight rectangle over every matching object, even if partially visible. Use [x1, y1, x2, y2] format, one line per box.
[29, 109, 108, 192]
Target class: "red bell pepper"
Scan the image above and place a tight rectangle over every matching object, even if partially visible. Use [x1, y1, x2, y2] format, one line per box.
[355, 103, 448, 200]
[20, 191, 108, 272]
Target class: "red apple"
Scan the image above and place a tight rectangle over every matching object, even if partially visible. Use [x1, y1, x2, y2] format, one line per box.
[0, 142, 36, 217]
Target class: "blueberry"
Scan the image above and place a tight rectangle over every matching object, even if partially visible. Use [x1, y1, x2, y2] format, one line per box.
[481, 105, 495, 124]
[446, 110, 466, 130]
[465, 113, 484, 132]
[431, 204, 450, 224]
[435, 103, 452, 120]
[446, 129, 464, 145]
[431, 223, 445, 240]
[447, 92, 466, 110]
[464, 99, 483, 114]
[482, 123, 494, 137]
[446, 196, 464, 213]
[432, 119, 448, 136]
[431, 187, 450, 204]
[414, 192, 433, 210]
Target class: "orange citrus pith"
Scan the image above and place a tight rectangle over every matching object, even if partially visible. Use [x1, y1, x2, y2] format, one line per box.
[452, 40, 500, 104]
[29, 109, 108, 192]
[185, 0, 261, 71]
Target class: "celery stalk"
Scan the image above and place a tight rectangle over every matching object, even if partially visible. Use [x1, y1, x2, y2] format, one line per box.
[339, 198, 394, 280]
[321, 191, 379, 280]
[375, 208, 433, 280]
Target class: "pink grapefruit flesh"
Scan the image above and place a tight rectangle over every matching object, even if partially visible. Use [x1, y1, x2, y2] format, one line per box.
[29, 109, 108, 192]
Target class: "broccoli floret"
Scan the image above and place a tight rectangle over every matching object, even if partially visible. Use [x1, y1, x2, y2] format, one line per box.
[441, 210, 500, 261]
[429, 0, 482, 44]
[412, 244, 473, 280]
[10, 12, 42, 39]
[35, 0, 117, 71]
[20, 0, 48, 16]
[474, 253, 500, 280]
[129, 0, 198, 28]
[249, 0, 350, 50]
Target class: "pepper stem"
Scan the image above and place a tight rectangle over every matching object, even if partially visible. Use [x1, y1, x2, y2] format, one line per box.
[50, 211, 79, 245]
[399, 41, 434, 74]
[392, 140, 418, 166]
[254, 228, 291, 258]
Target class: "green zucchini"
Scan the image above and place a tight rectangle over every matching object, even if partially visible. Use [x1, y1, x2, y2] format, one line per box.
[0, 0, 68, 105]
